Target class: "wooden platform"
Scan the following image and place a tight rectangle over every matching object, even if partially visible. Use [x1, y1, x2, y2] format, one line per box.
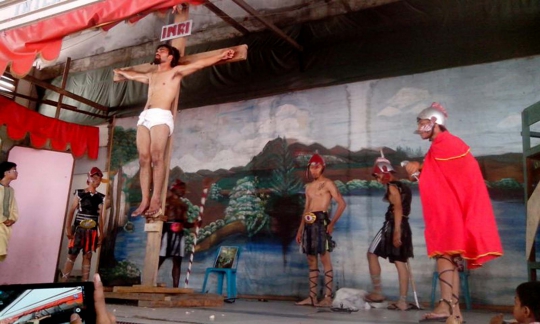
[105, 286, 224, 307]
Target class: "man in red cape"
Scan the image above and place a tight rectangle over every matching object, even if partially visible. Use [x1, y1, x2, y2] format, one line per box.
[405, 103, 503, 323]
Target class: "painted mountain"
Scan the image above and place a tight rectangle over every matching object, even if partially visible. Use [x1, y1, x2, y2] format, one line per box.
[165, 137, 523, 235]
[176, 137, 522, 198]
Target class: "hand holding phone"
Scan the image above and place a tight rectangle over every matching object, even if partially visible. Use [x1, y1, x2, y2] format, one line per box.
[0, 281, 96, 323]
[71, 274, 116, 324]
[0, 274, 115, 324]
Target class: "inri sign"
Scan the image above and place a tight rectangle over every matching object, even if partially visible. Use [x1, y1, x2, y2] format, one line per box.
[160, 20, 193, 42]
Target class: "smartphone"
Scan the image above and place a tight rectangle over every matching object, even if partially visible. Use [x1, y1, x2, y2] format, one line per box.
[0, 281, 95, 324]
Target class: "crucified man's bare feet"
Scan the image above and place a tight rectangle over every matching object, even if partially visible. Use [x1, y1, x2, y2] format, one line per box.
[131, 202, 149, 217]
[144, 196, 163, 218]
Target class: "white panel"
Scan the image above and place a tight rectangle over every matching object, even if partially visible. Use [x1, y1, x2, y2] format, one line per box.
[0, 147, 73, 284]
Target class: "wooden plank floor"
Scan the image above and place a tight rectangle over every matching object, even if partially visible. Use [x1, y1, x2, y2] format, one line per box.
[105, 286, 224, 308]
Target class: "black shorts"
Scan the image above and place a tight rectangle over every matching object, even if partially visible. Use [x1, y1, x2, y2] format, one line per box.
[368, 218, 413, 263]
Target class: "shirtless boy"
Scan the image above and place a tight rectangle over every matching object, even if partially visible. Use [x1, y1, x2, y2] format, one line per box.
[295, 153, 347, 307]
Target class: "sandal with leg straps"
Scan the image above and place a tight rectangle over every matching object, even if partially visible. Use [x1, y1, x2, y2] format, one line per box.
[316, 269, 333, 307]
[296, 269, 319, 306]
[365, 274, 386, 303]
[421, 257, 455, 323]
[421, 256, 466, 323]
[419, 298, 453, 322]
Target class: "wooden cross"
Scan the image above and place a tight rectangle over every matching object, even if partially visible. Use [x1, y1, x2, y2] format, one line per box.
[114, 5, 248, 287]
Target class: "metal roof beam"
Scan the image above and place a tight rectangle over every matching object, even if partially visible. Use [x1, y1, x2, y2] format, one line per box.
[203, 0, 250, 36]
[230, 0, 303, 51]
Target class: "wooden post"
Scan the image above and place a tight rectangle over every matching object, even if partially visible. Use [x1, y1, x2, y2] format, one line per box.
[55, 57, 71, 119]
[94, 116, 115, 276]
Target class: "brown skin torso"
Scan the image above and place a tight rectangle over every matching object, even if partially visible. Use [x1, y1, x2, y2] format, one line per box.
[145, 69, 182, 110]
[305, 178, 332, 212]
[165, 193, 189, 223]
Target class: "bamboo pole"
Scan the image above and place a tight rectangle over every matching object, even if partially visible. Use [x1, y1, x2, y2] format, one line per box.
[184, 185, 207, 287]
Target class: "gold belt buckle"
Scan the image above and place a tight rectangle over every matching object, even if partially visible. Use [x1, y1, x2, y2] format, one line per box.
[79, 219, 97, 229]
[304, 212, 317, 224]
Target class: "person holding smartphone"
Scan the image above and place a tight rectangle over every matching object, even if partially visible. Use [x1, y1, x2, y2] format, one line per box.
[70, 274, 116, 324]
[60, 167, 105, 282]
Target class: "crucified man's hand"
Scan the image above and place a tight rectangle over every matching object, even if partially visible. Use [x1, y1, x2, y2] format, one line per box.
[113, 68, 129, 76]
[221, 49, 235, 60]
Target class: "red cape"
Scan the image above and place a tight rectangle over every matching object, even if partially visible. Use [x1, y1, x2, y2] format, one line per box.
[419, 131, 503, 269]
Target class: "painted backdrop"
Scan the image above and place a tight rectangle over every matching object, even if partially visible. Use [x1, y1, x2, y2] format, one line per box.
[99, 55, 540, 306]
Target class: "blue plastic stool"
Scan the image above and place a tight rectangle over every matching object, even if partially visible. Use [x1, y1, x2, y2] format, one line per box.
[201, 246, 240, 301]
[430, 270, 472, 310]
[201, 267, 237, 299]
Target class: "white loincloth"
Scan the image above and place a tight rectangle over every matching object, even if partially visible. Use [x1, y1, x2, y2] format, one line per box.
[137, 108, 174, 136]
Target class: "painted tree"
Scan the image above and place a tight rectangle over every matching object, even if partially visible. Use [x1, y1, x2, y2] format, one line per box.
[268, 137, 304, 196]
[209, 182, 224, 202]
[182, 197, 201, 252]
[334, 180, 349, 195]
[99, 126, 138, 270]
[266, 137, 304, 263]
[225, 176, 269, 237]
[347, 179, 369, 192]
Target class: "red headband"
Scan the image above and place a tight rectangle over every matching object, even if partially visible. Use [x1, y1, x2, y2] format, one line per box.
[170, 179, 185, 191]
[89, 167, 103, 177]
[308, 153, 325, 166]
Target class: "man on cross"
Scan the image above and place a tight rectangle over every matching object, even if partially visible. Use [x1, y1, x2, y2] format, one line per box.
[114, 44, 235, 218]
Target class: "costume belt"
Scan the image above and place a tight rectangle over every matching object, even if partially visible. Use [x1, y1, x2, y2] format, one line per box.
[168, 222, 183, 233]
[304, 212, 328, 225]
[76, 214, 98, 229]
[304, 212, 317, 224]
[385, 213, 410, 221]
[78, 219, 97, 229]
[77, 213, 99, 217]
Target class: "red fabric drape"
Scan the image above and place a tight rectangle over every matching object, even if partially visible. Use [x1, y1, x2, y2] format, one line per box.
[0, 0, 203, 77]
[0, 96, 99, 159]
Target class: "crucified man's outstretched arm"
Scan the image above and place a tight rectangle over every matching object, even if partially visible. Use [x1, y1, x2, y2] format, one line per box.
[113, 45, 248, 82]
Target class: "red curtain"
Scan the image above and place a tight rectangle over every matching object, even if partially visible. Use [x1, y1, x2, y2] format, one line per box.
[0, 96, 99, 159]
[0, 0, 203, 77]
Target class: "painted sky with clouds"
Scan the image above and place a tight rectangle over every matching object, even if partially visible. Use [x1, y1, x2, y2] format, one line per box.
[118, 56, 540, 173]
